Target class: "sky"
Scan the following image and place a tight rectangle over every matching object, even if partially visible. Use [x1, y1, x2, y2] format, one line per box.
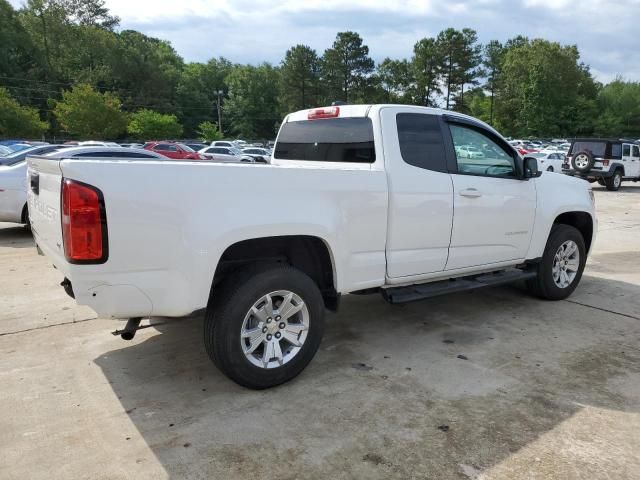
[10, 0, 640, 83]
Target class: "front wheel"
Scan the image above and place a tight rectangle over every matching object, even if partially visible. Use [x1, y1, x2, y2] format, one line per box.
[205, 265, 325, 389]
[526, 224, 586, 300]
[547, 166, 554, 172]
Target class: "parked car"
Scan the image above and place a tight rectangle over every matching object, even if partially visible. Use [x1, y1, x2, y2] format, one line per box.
[28, 104, 596, 389]
[120, 143, 145, 149]
[241, 147, 272, 163]
[78, 141, 120, 147]
[0, 145, 71, 224]
[455, 145, 485, 159]
[198, 146, 259, 163]
[563, 138, 640, 190]
[524, 152, 566, 172]
[144, 141, 204, 160]
[210, 140, 235, 148]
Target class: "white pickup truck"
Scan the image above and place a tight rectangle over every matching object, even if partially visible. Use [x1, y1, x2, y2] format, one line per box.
[27, 105, 596, 389]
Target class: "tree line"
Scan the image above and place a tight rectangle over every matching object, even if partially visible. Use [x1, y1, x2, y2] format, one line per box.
[1, 0, 639, 141]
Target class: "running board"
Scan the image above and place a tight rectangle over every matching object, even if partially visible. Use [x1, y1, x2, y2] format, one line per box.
[381, 268, 537, 304]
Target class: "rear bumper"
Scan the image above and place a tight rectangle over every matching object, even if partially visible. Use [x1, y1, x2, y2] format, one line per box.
[562, 167, 614, 179]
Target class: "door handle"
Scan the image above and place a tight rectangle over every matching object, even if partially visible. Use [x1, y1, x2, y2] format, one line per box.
[459, 188, 482, 198]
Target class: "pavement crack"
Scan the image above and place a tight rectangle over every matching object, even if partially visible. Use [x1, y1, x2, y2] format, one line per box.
[0, 316, 99, 337]
[563, 299, 640, 321]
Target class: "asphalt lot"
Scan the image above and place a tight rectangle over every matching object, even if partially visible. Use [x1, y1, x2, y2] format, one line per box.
[1, 184, 639, 480]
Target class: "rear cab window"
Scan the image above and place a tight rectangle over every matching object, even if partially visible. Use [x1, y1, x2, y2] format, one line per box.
[274, 117, 375, 163]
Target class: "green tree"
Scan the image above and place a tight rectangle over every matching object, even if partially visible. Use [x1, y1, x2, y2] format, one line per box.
[483, 40, 504, 125]
[0, 88, 48, 137]
[280, 45, 321, 111]
[436, 28, 464, 110]
[594, 79, 640, 137]
[224, 63, 281, 139]
[321, 31, 374, 103]
[127, 109, 183, 140]
[454, 28, 483, 112]
[0, 0, 35, 82]
[497, 38, 598, 136]
[176, 57, 232, 137]
[376, 58, 413, 103]
[197, 120, 223, 142]
[53, 83, 127, 138]
[412, 37, 442, 106]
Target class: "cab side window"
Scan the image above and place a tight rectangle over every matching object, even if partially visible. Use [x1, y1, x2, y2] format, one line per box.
[449, 124, 516, 178]
[632, 145, 639, 157]
[623, 144, 631, 156]
[396, 113, 447, 172]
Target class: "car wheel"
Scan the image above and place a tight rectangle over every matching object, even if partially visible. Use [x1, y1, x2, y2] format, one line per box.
[605, 170, 622, 191]
[204, 265, 325, 389]
[571, 151, 594, 173]
[547, 166, 554, 172]
[526, 224, 586, 300]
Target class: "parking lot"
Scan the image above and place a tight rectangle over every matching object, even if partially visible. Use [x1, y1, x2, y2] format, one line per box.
[0, 184, 639, 479]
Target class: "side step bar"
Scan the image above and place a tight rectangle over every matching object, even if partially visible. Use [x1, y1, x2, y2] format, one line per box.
[381, 268, 537, 304]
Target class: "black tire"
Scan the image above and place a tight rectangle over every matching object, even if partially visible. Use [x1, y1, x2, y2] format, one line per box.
[571, 151, 594, 173]
[587, 178, 597, 184]
[204, 265, 325, 389]
[526, 224, 586, 300]
[605, 170, 622, 191]
[21, 203, 30, 227]
[597, 178, 606, 186]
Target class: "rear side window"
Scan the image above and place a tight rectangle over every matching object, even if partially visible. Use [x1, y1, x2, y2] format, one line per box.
[396, 113, 446, 172]
[633, 145, 640, 157]
[610, 143, 621, 158]
[274, 117, 375, 163]
[623, 144, 631, 156]
[571, 141, 607, 157]
[155, 144, 177, 152]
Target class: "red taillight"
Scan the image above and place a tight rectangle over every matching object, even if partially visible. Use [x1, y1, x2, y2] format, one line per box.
[308, 106, 340, 120]
[61, 179, 107, 263]
[602, 159, 610, 166]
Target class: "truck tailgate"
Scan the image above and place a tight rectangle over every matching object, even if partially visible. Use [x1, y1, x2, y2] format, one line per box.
[27, 156, 67, 272]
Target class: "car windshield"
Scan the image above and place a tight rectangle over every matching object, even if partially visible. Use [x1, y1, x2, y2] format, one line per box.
[0, 146, 41, 166]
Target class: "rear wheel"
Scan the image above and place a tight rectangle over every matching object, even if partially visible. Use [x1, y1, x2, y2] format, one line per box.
[526, 224, 586, 300]
[605, 170, 622, 191]
[204, 265, 325, 389]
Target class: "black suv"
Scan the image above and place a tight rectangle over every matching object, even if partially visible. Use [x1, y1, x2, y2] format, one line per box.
[563, 138, 640, 191]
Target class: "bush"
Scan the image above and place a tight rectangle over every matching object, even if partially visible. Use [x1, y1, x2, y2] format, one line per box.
[0, 88, 48, 138]
[127, 109, 183, 140]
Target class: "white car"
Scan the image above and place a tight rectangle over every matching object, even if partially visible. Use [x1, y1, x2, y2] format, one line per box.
[456, 145, 485, 159]
[28, 104, 596, 389]
[78, 141, 121, 147]
[1, 146, 165, 225]
[198, 146, 258, 163]
[241, 147, 272, 163]
[0, 145, 66, 224]
[210, 140, 235, 148]
[526, 152, 566, 173]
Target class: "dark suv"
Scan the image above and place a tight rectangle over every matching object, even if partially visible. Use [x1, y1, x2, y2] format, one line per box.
[563, 138, 640, 191]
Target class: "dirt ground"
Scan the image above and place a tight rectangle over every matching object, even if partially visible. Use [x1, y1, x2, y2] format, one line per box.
[1, 183, 639, 480]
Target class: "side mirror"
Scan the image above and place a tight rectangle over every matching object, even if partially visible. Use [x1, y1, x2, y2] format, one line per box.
[523, 156, 542, 179]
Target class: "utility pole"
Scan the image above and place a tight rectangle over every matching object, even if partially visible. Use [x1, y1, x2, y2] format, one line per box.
[216, 90, 224, 135]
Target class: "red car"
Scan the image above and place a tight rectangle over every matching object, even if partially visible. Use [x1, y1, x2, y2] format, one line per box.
[144, 141, 204, 160]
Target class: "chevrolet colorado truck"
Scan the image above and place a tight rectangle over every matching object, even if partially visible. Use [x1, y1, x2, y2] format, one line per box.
[27, 105, 597, 389]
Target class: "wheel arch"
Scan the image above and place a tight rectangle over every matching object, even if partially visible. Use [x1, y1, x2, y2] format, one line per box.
[210, 235, 339, 311]
[553, 211, 593, 253]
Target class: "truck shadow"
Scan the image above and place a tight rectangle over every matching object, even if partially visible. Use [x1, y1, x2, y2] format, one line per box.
[94, 274, 640, 479]
[0, 224, 34, 249]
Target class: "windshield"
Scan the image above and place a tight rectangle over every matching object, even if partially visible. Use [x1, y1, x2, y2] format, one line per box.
[0, 146, 40, 166]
